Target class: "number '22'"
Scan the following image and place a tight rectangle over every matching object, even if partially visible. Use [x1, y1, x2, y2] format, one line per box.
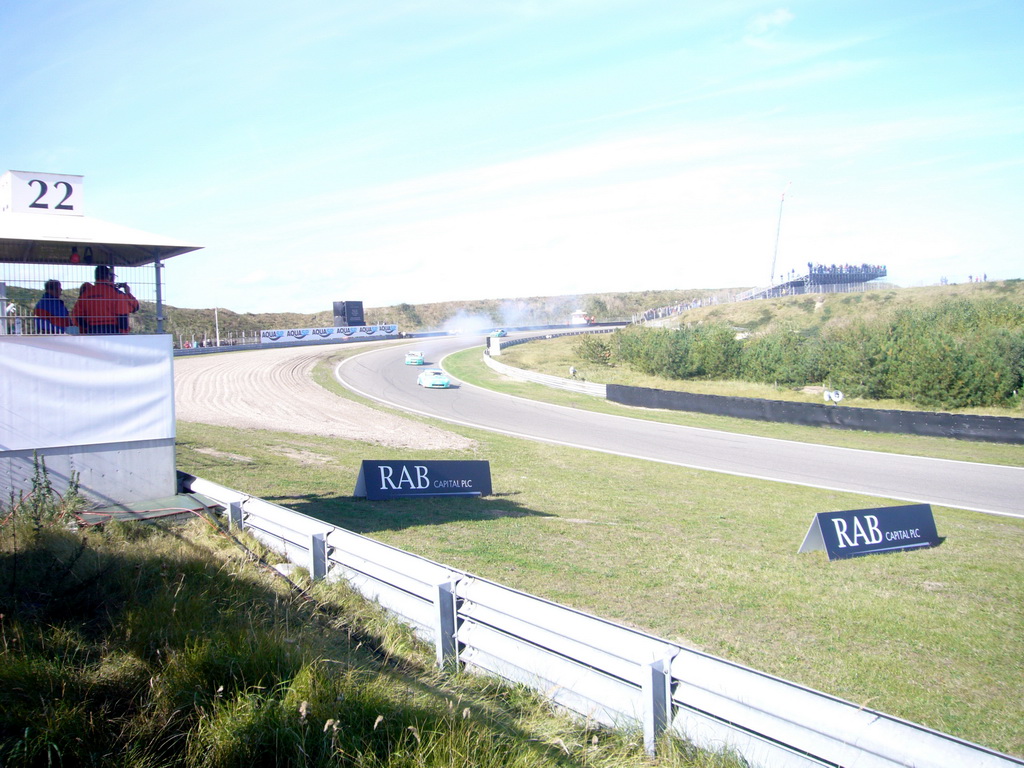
[29, 179, 75, 210]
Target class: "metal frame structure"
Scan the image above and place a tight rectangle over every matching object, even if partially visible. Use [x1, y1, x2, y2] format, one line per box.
[0, 174, 202, 506]
[0, 199, 201, 334]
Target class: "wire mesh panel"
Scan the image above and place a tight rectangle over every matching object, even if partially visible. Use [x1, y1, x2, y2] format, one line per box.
[0, 261, 160, 336]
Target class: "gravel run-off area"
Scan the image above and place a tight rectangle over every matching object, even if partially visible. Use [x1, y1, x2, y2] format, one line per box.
[174, 345, 476, 450]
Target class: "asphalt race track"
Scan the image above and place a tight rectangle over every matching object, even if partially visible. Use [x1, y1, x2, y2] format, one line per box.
[337, 333, 1024, 519]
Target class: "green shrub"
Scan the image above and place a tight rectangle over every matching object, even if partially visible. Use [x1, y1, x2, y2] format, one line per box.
[819, 321, 892, 399]
[689, 324, 742, 379]
[614, 296, 1024, 409]
[740, 330, 807, 385]
[610, 323, 742, 380]
[573, 333, 613, 366]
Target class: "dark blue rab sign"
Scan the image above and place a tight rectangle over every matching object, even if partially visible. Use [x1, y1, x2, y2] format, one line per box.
[799, 504, 940, 560]
[355, 460, 492, 500]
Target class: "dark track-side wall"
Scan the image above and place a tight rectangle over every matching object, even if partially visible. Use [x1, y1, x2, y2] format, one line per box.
[606, 385, 1024, 444]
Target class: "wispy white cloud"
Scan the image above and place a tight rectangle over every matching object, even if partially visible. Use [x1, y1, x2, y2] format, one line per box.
[6, 0, 1022, 312]
[745, 8, 795, 39]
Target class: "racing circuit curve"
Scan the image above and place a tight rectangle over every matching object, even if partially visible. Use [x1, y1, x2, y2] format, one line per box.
[336, 333, 1024, 519]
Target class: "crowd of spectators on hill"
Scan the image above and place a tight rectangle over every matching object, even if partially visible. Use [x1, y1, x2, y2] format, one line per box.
[939, 274, 987, 285]
[635, 263, 891, 325]
[806, 263, 887, 283]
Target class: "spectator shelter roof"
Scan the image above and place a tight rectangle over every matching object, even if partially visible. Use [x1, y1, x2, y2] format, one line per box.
[0, 210, 202, 267]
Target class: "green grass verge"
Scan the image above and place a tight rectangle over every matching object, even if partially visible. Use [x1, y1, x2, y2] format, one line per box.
[1, 501, 741, 767]
[174, 355, 1024, 759]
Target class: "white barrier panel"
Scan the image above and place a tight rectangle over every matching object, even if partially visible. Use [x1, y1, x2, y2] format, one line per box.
[483, 353, 606, 396]
[259, 324, 398, 344]
[0, 334, 174, 451]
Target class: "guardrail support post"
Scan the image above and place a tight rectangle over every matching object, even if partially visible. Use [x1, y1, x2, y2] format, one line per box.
[434, 581, 458, 669]
[309, 532, 328, 581]
[228, 501, 244, 531]
[642, 657, 672, 757]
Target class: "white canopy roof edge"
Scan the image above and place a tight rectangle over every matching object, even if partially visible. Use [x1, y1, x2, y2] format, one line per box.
[0, 210, 202, 267]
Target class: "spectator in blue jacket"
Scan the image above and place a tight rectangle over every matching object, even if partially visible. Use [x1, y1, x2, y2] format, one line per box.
[34, 279, 71, 334]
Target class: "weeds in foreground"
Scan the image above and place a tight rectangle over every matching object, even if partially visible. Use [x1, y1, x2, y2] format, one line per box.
[3, 453, 85, 529]
[0, 480, 741, 768]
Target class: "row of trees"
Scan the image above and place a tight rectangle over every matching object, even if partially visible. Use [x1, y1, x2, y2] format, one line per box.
[575, 299, 1024, 409]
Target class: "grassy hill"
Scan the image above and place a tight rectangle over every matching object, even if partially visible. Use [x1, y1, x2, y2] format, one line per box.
[159, 279, 1023, 345]
[665, 278, 1024, 336]
[15, 278, 1020, 361]
[495, 279, 1024, 413]
[158, 288, 737, 342]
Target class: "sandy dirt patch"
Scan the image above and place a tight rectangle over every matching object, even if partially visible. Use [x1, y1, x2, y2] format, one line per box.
[174, 346, 476, 450]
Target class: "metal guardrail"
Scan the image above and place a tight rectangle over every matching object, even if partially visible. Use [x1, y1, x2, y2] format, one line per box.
[170, 325, 613, 357]
[484, 327, 616, 396]
[173, 335, 386, 357]
[181, 474, 1023, 768]
[484, 354, 606, 397]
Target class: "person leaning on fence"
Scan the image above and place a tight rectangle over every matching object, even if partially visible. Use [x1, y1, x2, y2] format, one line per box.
[34, 279, 72, 334]
[71, 265, 140, 334]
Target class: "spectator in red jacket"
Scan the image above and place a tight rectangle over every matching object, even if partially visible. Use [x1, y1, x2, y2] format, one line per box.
[71, 265, 140, 334]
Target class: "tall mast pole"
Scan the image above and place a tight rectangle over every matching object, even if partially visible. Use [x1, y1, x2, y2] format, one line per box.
[770, 182, 791, 285]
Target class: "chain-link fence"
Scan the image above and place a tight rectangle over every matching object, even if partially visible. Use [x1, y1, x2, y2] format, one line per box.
[1, 261, 160, 336]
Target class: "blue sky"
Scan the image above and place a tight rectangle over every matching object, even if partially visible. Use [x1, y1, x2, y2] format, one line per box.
[3, 0, 1022, 313]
